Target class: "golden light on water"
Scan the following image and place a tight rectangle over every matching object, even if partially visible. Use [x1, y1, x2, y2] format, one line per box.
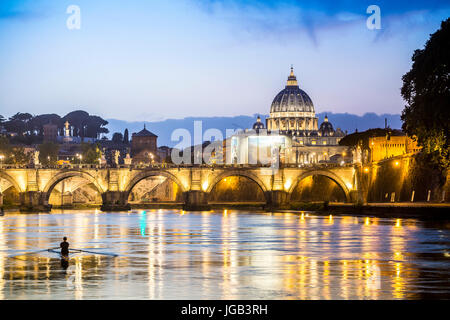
[328, 214, 333, 224]
[0, 210, 445, 299]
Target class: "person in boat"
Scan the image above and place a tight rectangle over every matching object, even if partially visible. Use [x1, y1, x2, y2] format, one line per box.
[60, 237, 70, 256]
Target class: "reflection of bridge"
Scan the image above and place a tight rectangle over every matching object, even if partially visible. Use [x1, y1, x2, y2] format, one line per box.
[0, 164, 364, 211]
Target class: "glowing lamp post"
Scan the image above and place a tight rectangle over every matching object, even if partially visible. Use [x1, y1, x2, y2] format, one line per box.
[76, 153, 82, 164]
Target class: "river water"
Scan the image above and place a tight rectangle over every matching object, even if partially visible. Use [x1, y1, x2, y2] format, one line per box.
[0, 209, 449, 300]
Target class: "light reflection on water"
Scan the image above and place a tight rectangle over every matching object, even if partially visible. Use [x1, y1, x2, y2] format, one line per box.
[0, 209, 449, 300]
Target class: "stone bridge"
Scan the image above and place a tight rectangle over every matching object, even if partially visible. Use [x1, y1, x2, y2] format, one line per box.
[0, 164, 364, 211]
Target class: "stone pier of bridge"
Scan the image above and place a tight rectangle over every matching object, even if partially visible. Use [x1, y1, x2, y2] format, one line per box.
[0, 164, 362, 212]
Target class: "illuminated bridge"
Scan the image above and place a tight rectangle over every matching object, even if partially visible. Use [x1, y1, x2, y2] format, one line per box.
[0, 164, 365, 211]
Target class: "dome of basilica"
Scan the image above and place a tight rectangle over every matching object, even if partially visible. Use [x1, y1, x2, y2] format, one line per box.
[319, 115, 335, 136]
[252, 116, 265, 131]
[270, 67, 315, 114]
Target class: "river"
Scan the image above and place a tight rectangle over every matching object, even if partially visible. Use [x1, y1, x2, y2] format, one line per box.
[0, 209, 449, 299]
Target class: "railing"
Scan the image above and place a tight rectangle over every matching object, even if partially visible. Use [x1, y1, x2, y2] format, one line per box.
[0, 162, 356, 170]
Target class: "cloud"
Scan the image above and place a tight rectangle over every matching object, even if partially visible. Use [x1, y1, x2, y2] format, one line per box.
[191, 0, 450, 45]
[195, 0, 450, 16]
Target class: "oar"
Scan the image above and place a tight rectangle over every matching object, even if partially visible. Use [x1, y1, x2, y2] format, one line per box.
[70, 248, 118, 257]
[8, 247, 60, 259]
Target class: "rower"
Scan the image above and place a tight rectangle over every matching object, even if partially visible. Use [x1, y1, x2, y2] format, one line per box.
[60, 237, 70, 256]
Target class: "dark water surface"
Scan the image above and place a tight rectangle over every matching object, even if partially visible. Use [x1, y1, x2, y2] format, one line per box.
[0, 209, 449, 299]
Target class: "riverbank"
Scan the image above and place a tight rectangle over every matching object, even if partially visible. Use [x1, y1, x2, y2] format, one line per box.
[283, 202, 450, 220]
[1, 201, 448, 219]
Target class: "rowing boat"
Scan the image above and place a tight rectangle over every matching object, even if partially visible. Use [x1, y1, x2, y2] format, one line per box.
[8, 247, 118, 259]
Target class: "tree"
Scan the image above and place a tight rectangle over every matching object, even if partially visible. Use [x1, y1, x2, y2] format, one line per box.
[7, 112, 34, 135]
[0, 137, 30, 165]
[38, 142, 60, 166]
[112, 132, 124, 143]
[81, 143, 102, 164]
[0, 136, 11, 162]
[10, 147, 31, 165]
[401, 18, 450, 170]
[86, 115, 109, 138]
[62, 110, 109, 139]
[62, 110, 90, 138]
[4, 118, 27, 136]
[30, 114, 61, 136]
[123, 129, 129, 144]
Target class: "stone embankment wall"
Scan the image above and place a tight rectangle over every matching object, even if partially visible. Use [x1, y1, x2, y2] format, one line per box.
[366, 154, 449, 203]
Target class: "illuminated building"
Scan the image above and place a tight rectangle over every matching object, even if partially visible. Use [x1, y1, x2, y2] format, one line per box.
[229, 67, 349, 165]
[368, 134, 421, 162]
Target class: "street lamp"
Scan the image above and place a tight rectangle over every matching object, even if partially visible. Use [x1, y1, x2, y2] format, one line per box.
[0, 154, 4, 165]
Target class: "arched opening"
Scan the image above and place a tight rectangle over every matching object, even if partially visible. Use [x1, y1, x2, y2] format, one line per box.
[290, 174, 347, 202]
[0, 174, 21, 207]
[0, 186, 20, 206]
[127, 175, 183, 204]
[44, 172, 103, 208]
[209, 175, 266, 204]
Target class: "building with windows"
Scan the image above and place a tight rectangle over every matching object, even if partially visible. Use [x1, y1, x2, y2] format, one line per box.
[368, 134, 421, 163]
[229, 67, 349, 165]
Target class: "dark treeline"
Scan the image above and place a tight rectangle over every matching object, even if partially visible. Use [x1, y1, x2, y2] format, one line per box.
[0, 110, 109, 144]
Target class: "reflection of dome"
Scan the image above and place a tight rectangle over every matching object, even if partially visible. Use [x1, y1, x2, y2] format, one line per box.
[319, 115, 335, 136]
[270, 67, 315, 113]
[252, 116, 265, 131]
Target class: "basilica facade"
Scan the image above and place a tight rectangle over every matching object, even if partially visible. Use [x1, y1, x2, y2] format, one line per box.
[229, 67, 349, 165]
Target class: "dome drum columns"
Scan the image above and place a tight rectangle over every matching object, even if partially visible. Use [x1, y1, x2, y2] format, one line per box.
[182, 190, 211, 211]
[101, 191, 131, 211]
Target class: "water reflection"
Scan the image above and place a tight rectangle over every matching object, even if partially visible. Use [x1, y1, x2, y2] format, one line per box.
[0, 210, 449, 299]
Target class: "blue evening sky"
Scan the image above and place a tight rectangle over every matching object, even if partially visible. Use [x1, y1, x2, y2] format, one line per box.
[0, 0, 449, 121]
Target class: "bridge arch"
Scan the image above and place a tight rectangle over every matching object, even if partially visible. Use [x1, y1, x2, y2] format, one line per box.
[207, 171, 268, 194]
[0, 171, 23, 193]
[288, 170, 351, 202]
[42, 170, 105, 201]
[124, 170, 188, 198]
[206, 171, 268, 203]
